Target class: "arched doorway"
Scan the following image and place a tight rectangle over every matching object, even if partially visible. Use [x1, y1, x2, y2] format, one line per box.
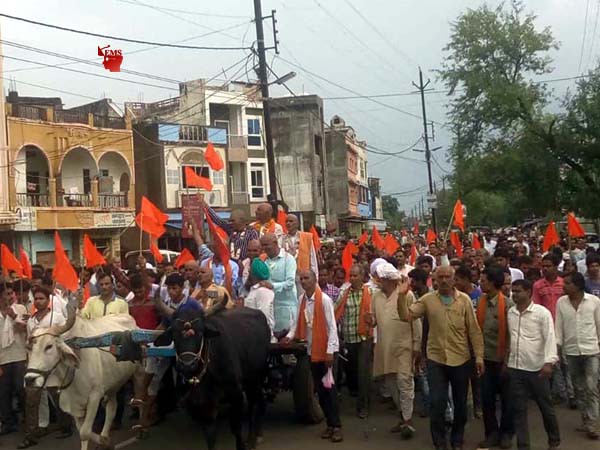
[98, 151, 131, 208]
[14, 145, 51, 206]
[58, 147, 98, 206]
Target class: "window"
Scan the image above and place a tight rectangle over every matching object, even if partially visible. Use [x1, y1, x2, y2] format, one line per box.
[181, 165, 209, 188]
[359, 161, 366, 179]
[100, 169, 109, 177]
[166, 169, 179, 185]
[212, 170, 224, 185]
[247, 118, 262, 146]
[250, 162, 266, 200]
[83, 169, 91, 194]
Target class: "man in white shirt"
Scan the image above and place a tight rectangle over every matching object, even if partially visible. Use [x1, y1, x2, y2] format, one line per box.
[556, 272, 600, 440]
[494, 248, 524, 282]
[0, 282, 28, 435]
[507, 279, 560, 450]
[244, 258, 276, 343]
[284, 270, 341, 443]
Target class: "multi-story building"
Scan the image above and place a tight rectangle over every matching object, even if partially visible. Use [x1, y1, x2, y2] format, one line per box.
[269, 95, 329, 229]
[0, 79, 18, 240]
[4, 91, 135, 264]
[325, 115, 371, 237]
[127, 79, 269, 249]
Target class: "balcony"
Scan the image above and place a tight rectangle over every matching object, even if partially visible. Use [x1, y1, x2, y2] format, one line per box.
[8, 105, 127, 130]
[158, 124, 228, 144]
[231, 191, 249, 205]
[58, 193, 92, 207]
[99, 193, 128, 208]
[16, 193, 49, 207]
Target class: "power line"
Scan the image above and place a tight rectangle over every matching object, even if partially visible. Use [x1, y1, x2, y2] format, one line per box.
[586, 0, 600, 70]
[0, 13, 252, 51]
[115, 0, 251, 19]
[579, 0, 591, 73]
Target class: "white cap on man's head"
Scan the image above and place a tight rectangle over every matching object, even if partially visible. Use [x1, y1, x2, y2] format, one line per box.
[376, 263, 400, 280]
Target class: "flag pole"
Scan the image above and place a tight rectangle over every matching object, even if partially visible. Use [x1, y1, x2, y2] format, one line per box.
[444, 207, 457, 244]
[139, 215, 143, 256]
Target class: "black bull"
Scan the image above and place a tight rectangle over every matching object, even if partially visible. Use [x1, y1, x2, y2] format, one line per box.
[155, 307, 270, 450]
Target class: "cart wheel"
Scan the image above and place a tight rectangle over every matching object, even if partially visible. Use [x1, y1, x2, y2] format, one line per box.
[292, 354, 324, 424]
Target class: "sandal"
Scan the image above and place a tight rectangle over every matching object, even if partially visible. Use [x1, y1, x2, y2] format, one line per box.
[17, 438, 38, 449]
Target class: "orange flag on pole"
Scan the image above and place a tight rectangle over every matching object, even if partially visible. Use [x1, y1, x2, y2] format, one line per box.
[19, 247, 32, 279]
[372, 226, 385, 250]
[472, 233, 482, 250]
[358, 230, 369, 246]
[450, 231, 463, 257]
[174, 248, 195, 269]
[426, 229, 437, 245]
[277, 210, 288, 234]
[413, 221, 419, 236]
[204, 142, 224, 171]
[184, 166, 213, 191]
[567, 213, 586, 238]
[53, 232, 79, 291]
[205, 209, 233, 293]
[1, 244, 23, 278]
[310, 225, 322, 252]
[409, 244, 418, 266]
[543, 221, 560, 252]
[83, 234, 106, 269]
[136, 196, 169, 238]
[384, 233, 400, 255]
[341, 242, 355, 282]
[150, 239, 163, 264]
[453, 200, 465, 232]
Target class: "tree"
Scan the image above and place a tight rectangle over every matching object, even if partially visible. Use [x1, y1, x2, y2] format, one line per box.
[439, 0, 600, 223]
[382, 195, 406, 229]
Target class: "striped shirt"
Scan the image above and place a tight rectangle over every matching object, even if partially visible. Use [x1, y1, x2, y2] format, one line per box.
[205, 206, 259, 261]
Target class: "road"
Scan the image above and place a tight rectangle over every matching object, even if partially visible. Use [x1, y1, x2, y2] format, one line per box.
[1, 391, 588, 450]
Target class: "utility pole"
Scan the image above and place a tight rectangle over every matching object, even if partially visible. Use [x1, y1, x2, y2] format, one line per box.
[413, 67, 437, 234]
[253, 0, 278, 205]
[420, 196, 425, 222]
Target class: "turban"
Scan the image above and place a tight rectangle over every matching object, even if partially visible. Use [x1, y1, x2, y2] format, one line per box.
[376, 263, 400, 280]
[251, 258, 270, 281]
[370, 258, 387, 276]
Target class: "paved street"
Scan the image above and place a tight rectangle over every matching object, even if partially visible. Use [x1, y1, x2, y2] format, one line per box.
[0, 391, 589, 450]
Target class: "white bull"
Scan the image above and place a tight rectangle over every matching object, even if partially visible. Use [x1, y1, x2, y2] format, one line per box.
[25, 308, 140, 450]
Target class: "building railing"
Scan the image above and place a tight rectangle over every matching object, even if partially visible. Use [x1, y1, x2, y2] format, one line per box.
[93, 115, 126, 129]
[8, 105, 128, 130]
[231, 191, 249, 205]
[59, 193, 92, 207]
[228, 135, 247, 149]
[99, 193, 128, 208]
[54, 109, 88, 125]
[158, 124, 228, 144]
[16, 193, 49, 207]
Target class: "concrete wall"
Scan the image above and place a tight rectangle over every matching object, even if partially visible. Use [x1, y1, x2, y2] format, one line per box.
[98, 152, 131, 193]
[14, 147, 49, 194]
[19, 230, 74, 264]
[270, 95, 327, 215]
[60, 147, 98, 194]
[324, 131, 350, 218]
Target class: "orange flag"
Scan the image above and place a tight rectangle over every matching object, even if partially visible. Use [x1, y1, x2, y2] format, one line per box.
[53, 232, 79, 291]
[426, 229, 437, 245]
[83, 234, 106, 269]
[136, 196, 169, 238]
[150, 239, 163, 264]
[204, 142, 224, 171]
[174, 248, 196, 269]
[19, 247, 32, 279]
[543, 221, 560, 252]
[450, 231, 463, 257]
[347, 241, 359, 255]
[409, 244, 418, 266]
[472, 233, 482, 250]
[567, 213, 586, 238]
[277, 210, 288, 234]
[384, 233, 400, 255]
[372, 226, 385, 250]
[310, 225, 321, 252]
[341, 242, 355, 281]
[184, 166, 213, 191]
[358, 230, 369, 246]
[413, 221, 419, 236]
[205, 208, 233, 293]
[453, 200, 465, 231]
[1, 244, 23, 278]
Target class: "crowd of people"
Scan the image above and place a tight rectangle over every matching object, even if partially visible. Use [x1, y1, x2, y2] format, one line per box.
[0, 203, 599, 450]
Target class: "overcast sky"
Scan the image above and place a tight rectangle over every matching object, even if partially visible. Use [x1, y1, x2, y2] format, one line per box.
[0, 0, 592, 215]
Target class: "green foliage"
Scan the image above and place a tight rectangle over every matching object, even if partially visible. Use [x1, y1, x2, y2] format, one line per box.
[438, 0, 600, 225]
[382, 195, 406, 229]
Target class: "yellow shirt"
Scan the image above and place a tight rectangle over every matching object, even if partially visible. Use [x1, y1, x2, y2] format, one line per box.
[81, 295, 129, 320]
[398, 289, 484, 367]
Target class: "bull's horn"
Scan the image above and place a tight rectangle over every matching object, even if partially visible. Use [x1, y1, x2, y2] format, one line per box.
[53, 302, 77, 335]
